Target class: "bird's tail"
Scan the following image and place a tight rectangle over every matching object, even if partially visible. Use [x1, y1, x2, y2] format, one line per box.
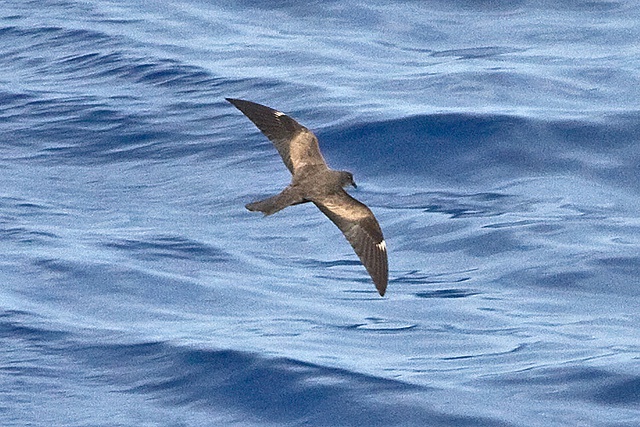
[246, 187, 305, 216]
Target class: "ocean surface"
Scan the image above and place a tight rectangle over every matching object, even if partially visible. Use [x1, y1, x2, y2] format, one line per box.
[1, 1, 639, 426]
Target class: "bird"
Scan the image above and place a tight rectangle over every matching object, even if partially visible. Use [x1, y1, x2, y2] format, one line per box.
[226, 98, 388, 296]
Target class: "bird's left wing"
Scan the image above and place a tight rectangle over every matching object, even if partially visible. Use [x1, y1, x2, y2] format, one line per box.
[313, 190, 388, 296]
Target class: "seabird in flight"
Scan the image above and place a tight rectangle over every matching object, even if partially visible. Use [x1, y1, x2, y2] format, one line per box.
[226, 98, 388, 296]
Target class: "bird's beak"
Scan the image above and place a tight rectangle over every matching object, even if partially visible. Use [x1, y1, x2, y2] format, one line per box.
[352, 181, 357, 189]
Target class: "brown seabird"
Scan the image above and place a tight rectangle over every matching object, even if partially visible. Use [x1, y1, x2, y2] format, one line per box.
[226, 98, 388, 296]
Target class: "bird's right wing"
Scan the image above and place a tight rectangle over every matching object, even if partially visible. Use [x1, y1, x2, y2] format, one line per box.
[313, 190, 388, 296]
[226, 98, 327, 174]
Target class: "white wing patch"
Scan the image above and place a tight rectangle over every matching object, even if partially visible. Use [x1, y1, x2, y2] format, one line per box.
[321, 198, 369, 221]
[376, 240, 387, 251]
[274, 111, 285, 117]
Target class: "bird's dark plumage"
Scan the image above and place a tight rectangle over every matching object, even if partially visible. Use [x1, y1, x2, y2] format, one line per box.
[226, 98, 388, 296]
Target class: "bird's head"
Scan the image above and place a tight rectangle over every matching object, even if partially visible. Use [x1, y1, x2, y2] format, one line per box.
[339, 171, 357, 189]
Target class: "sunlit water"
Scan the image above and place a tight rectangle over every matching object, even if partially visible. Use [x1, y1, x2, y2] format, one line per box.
[1, 1, 640, 426]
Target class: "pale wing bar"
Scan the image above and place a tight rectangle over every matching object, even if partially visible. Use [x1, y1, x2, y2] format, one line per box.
[314, 191, 388, 296]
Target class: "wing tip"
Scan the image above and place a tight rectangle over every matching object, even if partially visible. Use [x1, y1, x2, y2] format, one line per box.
[374, 270, 388, 297]
[225, 97, 242, 107]
[375, 240, 388, 296]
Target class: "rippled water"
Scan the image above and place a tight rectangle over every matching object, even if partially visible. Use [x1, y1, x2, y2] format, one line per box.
[1, 1, 640, 426]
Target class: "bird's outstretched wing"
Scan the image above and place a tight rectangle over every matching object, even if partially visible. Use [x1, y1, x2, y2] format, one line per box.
[226, 98, 327, 174]
[313, 190, 388, 296]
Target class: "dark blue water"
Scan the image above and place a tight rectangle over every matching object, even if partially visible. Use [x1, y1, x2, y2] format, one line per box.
[2, 1, 640, 425]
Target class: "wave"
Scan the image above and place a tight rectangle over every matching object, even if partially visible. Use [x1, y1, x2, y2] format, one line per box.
[72, 340, 508, 426]
[320, 112, 640, 191]
[485, 365, 640, 407]
[0, 23, 246, 164]
[5, 308, 639, 426]
[101, 234, 230, 263]
[0, 308, 507, 426]
[3, 22, 639, 191]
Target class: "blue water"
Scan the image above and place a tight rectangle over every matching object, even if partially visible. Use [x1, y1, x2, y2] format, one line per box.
[1, 1, 640, 425]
